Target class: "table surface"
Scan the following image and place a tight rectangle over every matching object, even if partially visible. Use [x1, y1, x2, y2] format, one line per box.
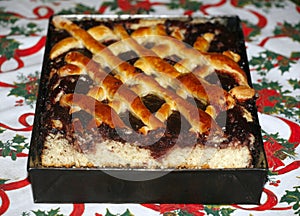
[0, 0, 300, 215]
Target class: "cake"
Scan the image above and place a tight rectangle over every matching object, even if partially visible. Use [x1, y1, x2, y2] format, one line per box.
[39, 15, 259, 169]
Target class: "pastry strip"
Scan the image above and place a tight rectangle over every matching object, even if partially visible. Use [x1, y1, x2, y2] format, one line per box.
[60, 93, 126, 129]
[64, 51, 165, 132]
[113, 24, 235, 111]
[131, 26, 249, 87]
[52, 16, 222, 135]
[50, 25, 119, 59]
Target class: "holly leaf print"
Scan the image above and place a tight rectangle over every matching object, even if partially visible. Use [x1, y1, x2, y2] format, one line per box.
[289, 79, 300, 90]
[9, 22, 42, 36]
[274, 21, 300, 43]
[167, 0, 202, 12]
[0, 134, 29, 160]
[262, 130, 297, 171]
[101, 1, 119, 11]
[177, 210, 194, 216]
[280, 186, 300, 215]
[241, 20, 261, 41]
[0, 8, 42, 36]
[253, 79, 300, 121]
[0, 37, 20, 59]
[250, 50, 295, 75]
[8, 71, 40, 107]
[291, 51, 300, 59]
[233, 0, 285, 8]
[31, 208, 64, 216]
[162, 210, 195, 216]
[0, 178, 9, 185]
[0, 7, 19, 26]
[105, 209, 134, 216]
[204, 206, 235, 216]
[58, 3, 100, 14]
[12, 134, 27, 144]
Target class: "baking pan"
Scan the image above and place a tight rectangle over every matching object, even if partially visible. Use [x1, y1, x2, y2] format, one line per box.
[28, 14, 268, 204]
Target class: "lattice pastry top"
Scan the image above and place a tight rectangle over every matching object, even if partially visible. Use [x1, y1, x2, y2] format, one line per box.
[41, 15, 258, 164]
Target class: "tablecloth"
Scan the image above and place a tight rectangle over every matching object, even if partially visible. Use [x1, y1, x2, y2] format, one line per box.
[0, 0, 300, 215]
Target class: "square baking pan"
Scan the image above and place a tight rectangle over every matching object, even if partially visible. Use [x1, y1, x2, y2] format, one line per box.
[28, 14, 268, 204]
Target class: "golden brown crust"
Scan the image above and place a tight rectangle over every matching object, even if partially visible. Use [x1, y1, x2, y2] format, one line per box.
[193, 33, 214, 52]
[41, 16, 256, 169]
[176, 73, 235, 111]
[130, 23, 167, 38]
[229, 85, 256, 101]
[222, 50, 241, 62]
[114, 25, 235, 112]
[60, 93, 126, 129]
[50, 18, 249, 90]
[64, 52, 165, 132]
[131, 25, 249, 87]
[50, 37, 82, 59]
[201, 52, 249, 86]
[52, 16, 222, 135]
[50, 18, 251, 109]
[87, 86, 105, 101]
[57, 64, 83, 77]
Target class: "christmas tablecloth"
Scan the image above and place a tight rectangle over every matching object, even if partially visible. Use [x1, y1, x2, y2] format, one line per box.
[0, 0, 300, 215]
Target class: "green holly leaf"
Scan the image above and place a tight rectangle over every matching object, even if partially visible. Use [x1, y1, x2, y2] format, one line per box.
[250, 55, 265, 65]
[250, 50, 295, 75]
[121, 209, 135, 216]
[31, 208, 64, 216]
[13, 143, 29, 153]
[291, 52, 300, 59]
[254, 79, 299, 120]
[220, 208, 236, 216]
[0, 128, 5, 134]
[254, 0, 285, 9]
[289, 79, 300, 90]
[11, 151, 17, 160]
[0, 134, 29, 160]
[105, 209, 116, 216]
[167, 0, 202, 11]
[262, 130, 297, 160]
[264, 60, 274, 71]
[280, 186, 300, 215]
[232, 0, 251, 7]
[101, 1, 119, 11]
[1, 147, 10, 157]
[0, 7, 19, 26]
[58, 3, 99, 14]
[9, 23, 42, 36]
[105, 209, 134, 216]
[177, 210, 194, 216]
[0, 37, 20, 59]
[27, 22, 37, 29]
[274, 21, 300, 43]
[12, 134, 27, 144]
[204, 206, 235, 216]
[233, 0, 285, 8]
[9, 83, 26, 96]
[0, 178, 9, 184]
[8, 71, 39, 106]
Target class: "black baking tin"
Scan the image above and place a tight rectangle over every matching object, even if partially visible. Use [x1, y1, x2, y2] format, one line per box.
[27, 15, 268, 204]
